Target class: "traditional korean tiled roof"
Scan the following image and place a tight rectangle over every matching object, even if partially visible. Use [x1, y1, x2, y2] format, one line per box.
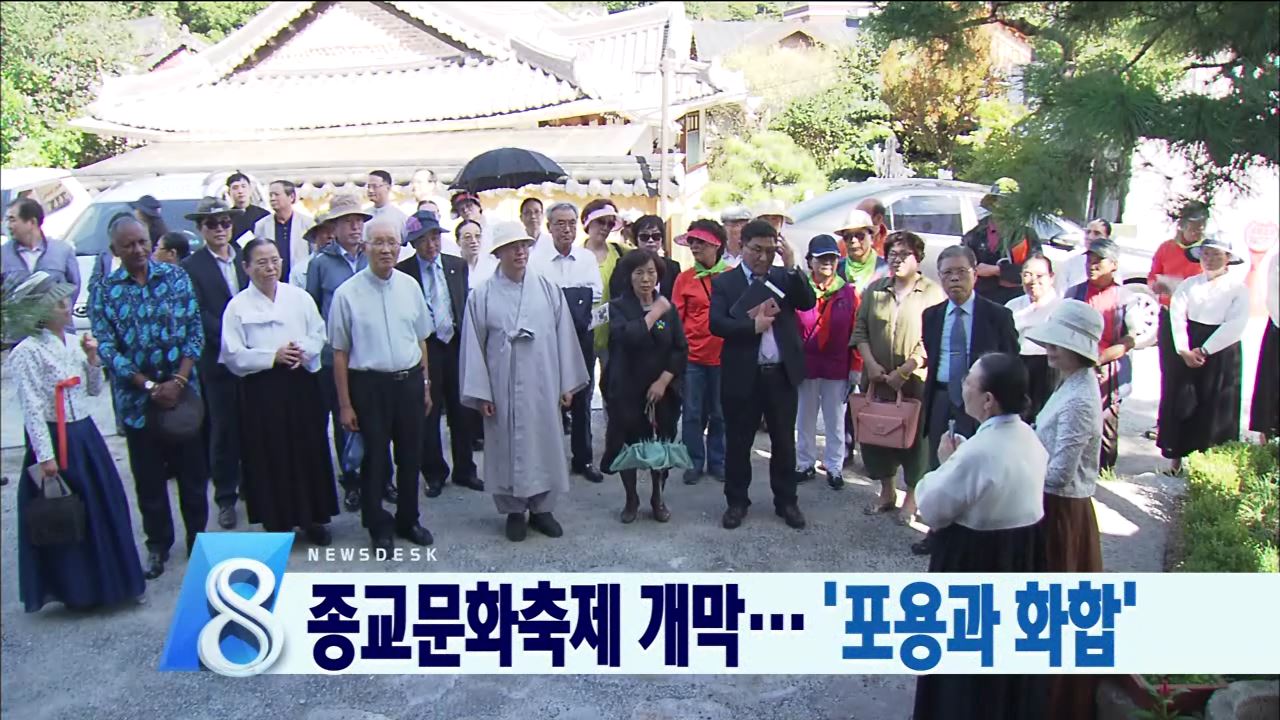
[77, 1, 744, 142]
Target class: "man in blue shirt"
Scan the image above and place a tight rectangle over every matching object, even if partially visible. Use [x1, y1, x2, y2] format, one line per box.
[90, 217, 208, 580]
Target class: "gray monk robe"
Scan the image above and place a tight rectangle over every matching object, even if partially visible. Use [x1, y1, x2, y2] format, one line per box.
[460, 268, 590, 511]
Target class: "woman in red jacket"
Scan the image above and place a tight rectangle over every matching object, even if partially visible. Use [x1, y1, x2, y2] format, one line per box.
[795, 235, 860, 488]
[672, 220, 730, 485]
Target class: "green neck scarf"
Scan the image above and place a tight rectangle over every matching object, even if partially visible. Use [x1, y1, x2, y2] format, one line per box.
[810, 273, 846, 300]
[843, 255, 877, 286]
[695, 259, 728, 278]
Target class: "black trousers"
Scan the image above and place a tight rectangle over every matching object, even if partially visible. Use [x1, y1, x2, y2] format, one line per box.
[1101, 395, 1120, 471]
[722, 365, 799, 510]
[319, 364, 360, 491]
[124, 425, 209, 556]
[421, 337, 477, 484]
[927, 386, 979, 470]
[202, 368, 242, 508]
[349, 367, 425, 537]
[569, 330, 596, 470]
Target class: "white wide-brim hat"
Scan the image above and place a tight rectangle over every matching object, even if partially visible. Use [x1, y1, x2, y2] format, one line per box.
[751, 198, 793, 224]
[1025, 298, 1104, 364]
[489, 220, 536, 255]
[1189, 232, 1247, 265]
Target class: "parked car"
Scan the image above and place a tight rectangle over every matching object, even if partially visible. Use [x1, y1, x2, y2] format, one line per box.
[1, 167, 93, 242]
[63, 171, 267, 329]
[787, 178, 1148, 292]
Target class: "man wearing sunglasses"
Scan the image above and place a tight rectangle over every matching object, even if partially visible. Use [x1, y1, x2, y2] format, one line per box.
[182, 197, 249, 531]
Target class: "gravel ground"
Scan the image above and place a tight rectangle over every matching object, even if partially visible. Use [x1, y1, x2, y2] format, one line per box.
[0, 318, 1265, 720]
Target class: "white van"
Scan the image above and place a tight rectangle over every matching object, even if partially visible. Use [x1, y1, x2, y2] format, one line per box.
[62, 171, 267, 329]
[0, 168, 93, 242]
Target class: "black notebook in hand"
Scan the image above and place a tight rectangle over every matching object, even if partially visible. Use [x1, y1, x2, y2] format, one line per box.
[730, 278, 784, 319]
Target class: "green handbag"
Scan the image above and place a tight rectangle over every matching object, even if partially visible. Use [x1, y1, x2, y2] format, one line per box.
[608, 403, 693, 472]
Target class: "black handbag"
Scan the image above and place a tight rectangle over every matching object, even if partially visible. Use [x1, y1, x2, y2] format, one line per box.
[26, 468, 86, 547]
[149, 384, 205, 441]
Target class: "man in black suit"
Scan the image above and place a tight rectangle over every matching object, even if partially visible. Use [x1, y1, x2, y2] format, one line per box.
[181, 197, 249, 530]
[395, 211, 483, 498]
[709, 220, 817, 530]
[916, 244, 1019, 554]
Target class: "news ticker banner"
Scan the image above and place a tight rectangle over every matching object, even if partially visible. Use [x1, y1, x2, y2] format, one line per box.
[159, 533, 1280, 677]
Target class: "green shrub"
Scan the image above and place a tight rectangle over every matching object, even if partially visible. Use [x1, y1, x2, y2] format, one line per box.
[1175, 442, 1279, 573]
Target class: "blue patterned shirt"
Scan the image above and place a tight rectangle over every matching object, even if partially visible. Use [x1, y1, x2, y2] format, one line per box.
[89, 260, 204, 429]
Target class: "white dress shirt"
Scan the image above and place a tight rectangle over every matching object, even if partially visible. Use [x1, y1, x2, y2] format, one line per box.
[531, 243, 604, 302]
[220, 281, 327, 376]
[937, 294, 976, 382]
[1006, 292, 1060, 356]
[17, 242, 44, 272]
[740, 264, 780, 364]
[915, 413, 1048, 531]
[212, 249, 241, 295]
[328, 268, 433, 372]
[1169, 271, 1250, 355]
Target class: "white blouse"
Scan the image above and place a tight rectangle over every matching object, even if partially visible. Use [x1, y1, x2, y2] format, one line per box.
[9, 330, 104, 464]
[1169, 271, 1250, 355]
[219, 281, 327, 376]
[1006, 292, 1061, 356]
[1034, 367, 1103, 499]
[915, 414, 1048, 532]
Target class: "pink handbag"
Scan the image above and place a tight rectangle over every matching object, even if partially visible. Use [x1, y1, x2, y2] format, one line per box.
[848, 381, 922, 450]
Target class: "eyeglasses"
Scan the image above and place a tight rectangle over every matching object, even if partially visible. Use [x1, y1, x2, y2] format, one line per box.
[368, 239, 400, 249]
[841, 230, 870, 241]
[939, 268, 974, 280]
[887, 251, 915, 262]
[203, 218, 233, 230]
[744, 244, 777, 255]
[636, 232, 663, 242]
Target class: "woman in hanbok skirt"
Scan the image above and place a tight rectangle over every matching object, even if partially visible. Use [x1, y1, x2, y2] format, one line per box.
[913, 353, 1049, 720]
[1249, 249, 1278, 441]
[1158, 234, 1250, 473]
[220, 239, 337, 544]
[8, 272, 146, 612]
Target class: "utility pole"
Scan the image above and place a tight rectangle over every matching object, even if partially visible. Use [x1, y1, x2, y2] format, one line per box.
[658, 46, 674, 222]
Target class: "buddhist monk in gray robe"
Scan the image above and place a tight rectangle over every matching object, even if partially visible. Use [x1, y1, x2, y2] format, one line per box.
[460, 222, 590, 542]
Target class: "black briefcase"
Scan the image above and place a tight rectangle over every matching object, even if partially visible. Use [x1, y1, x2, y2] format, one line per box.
[25, 467, 86, 547]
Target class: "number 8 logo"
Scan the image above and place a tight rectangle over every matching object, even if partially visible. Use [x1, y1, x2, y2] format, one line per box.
[197, 558, 285, 677]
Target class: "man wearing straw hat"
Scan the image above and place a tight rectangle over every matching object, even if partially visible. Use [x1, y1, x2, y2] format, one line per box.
[306, 194, 374, 513]
[459, 221, 590, 542]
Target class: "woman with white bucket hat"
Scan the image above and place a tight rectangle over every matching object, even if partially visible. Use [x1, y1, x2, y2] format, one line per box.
[1025, 298, 1105, 720]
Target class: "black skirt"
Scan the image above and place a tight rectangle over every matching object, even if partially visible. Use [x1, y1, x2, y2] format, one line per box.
[1157, 320, 1242, 459]
[1250, 321, 1278, 437]
[239, 367, 339, 530]
[913, 522, 1048, 720]
[1022, 354, 1058, 425]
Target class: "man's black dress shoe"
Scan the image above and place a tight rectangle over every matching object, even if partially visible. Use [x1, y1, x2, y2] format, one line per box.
[529, 512, 563, 538]
[722, 506, 747, 530]
[775, 504, 806, 529]
[383, 482, 398, 504]
[424, 480, 445, 498]
[371, 534, 394, 553]
[454, 475, 485, 492]
[218, 504, 237, 529]
[396, 524, 433, 546]
[575, 465, 604, 483]
[144, 551, 167, 580]
[343, 488, 360, 513]
[506, 513, 527, 542]
[305, 525, 332, 546]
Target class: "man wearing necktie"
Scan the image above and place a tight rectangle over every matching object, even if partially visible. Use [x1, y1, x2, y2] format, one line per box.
[396, 211, 483, 498]
[919, 245, 1019, 555]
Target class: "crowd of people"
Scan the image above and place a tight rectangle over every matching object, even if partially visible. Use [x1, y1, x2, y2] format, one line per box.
[4, 172, 1276, 708]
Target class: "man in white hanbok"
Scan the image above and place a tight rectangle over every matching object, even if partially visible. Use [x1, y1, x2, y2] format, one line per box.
[460, 222, 589, 542]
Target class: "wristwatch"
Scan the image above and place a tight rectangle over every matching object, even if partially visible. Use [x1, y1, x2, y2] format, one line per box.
[144, 380, 157, 392]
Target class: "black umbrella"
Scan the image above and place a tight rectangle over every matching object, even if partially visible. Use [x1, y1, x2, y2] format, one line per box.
[451, 147, 568, 193]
